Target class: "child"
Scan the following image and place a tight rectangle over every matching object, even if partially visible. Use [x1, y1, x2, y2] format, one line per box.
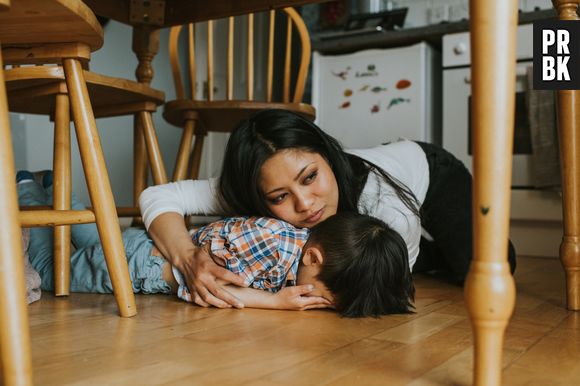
[173, 213, 415, 316]
[18, 171, 414, 317]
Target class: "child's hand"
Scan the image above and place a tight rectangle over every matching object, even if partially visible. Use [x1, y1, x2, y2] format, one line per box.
[274, 285, 333, 311]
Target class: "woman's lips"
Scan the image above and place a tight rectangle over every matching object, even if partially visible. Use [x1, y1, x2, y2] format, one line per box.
[304, 208, 323, 224]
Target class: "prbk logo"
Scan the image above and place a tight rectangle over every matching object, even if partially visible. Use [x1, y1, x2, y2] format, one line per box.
[533, 20, 580, 90]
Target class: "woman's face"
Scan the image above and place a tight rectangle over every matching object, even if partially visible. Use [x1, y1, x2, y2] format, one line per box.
[259, 149, 339, 228]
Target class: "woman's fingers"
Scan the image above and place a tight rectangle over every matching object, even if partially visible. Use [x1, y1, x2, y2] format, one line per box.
[192, 280, 232, 308]
[203, 281, 244, 309]
[192, 293, 211, 307]
[190, 267, 244, 308]
[213, 266, 247, 287]
[211, 286, 244, 309]
[204, 266, 245, 308]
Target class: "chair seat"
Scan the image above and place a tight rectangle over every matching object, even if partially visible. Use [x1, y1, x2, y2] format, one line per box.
[0, 0, 102, 51]
[4, 66, 165, 117]
[163, 99, 316, 131]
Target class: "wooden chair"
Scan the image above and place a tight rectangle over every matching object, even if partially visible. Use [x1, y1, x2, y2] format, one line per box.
[164, 7, 315, 181]
[0, 0, 138, 317]
[3, 65, 169, 217]
[0, 1, 34, 384]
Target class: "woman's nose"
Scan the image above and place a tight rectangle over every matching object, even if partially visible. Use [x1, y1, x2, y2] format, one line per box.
[295, 191, 314, 212]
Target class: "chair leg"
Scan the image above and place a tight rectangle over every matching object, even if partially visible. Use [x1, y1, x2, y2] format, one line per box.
[53, 92, 72, 296]
[0, 47, 34, 386]
[62, 57, 137, 318]
[189, 131, 206, 181]
[133, 113, 148, 207]
[465, 2, 518, 386]
[554, 0, 580, 311]
[173, 117, 195, 181]
[139, 110, 168, 185]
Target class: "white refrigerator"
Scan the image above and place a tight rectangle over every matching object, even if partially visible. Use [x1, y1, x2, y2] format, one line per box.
[311, 42, 441, 148]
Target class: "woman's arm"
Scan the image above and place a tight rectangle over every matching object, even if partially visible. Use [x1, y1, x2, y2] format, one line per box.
[140, 180, 245, 308]
[224, 284, 332, 311]
[139, 178, 225, 229]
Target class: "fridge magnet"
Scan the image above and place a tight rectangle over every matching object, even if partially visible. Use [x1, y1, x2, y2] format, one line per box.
[339, 101, 351, 109]
[359, 85, 370, 92]
[355, 64, 378, 78]
[396, 79, 411, 89]
[332, 66, 351, 80]
[344, 89, 353, 97]
[370, 102, 381, 114]
[387, 97, 411, 109]
[371, 86, 387, 93]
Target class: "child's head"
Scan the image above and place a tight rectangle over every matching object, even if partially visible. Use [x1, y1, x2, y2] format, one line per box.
[296, 212, 415, 317]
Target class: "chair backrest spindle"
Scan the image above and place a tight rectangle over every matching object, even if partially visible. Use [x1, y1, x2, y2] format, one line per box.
[188, 23, 196, 100]
[283, 16, 292, 103]
[169, 25, 185, 99]
[227, 16, 234, 100]
[247, 13, 254, 101]
[266, 10, 275, 103]
[207, 20, 214, 101]
[286, 7, 310, 103]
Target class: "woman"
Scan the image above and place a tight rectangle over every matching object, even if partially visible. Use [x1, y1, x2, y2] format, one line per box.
[140, 109, 516, 308]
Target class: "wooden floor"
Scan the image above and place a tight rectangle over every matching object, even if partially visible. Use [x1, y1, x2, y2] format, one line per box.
[27, 256, 579, 386]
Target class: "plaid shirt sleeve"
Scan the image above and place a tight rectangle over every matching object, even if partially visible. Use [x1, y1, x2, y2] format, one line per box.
[192, 217, 308, 292]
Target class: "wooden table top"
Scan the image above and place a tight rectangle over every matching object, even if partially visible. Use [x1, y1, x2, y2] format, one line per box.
[83, 0, 328, 27]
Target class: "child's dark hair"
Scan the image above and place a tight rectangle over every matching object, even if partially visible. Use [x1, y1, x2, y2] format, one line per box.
[308, 212, 415, 317]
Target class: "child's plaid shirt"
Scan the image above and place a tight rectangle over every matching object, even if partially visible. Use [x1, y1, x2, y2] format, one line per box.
[191, 216, 310, 292]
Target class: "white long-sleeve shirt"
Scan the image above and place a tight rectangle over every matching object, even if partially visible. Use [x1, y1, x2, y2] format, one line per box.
[139, 139, 429, 268]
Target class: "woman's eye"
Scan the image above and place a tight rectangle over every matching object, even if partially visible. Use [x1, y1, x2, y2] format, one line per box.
[303, 171, 318, 184]
[269, 193, 287, 205]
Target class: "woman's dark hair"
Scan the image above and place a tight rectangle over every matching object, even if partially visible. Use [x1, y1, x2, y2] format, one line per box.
[219, 109, 420, 218]
[309, 212, 415, 317]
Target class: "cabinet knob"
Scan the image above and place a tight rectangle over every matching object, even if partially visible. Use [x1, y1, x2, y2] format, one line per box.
[453, 43, 467, 55]
[464, 75, 471, 84]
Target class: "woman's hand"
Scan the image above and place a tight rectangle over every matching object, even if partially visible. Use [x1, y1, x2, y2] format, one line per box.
[146, 212, 246, 308]
[273, 285, 333, 311]
[174, 244, 246, 308]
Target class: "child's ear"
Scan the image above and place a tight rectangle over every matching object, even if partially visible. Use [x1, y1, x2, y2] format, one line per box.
[302, 246, 324, 266]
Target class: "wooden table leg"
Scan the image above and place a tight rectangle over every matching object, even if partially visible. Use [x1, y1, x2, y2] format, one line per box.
[132, 25, 160, 85]
[0, 45, 34, 386]
[62, 57, 137, 318]
[464, 1, 518, 385]
[132, 25, 160, 203]
[553, 0, 580, 311]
